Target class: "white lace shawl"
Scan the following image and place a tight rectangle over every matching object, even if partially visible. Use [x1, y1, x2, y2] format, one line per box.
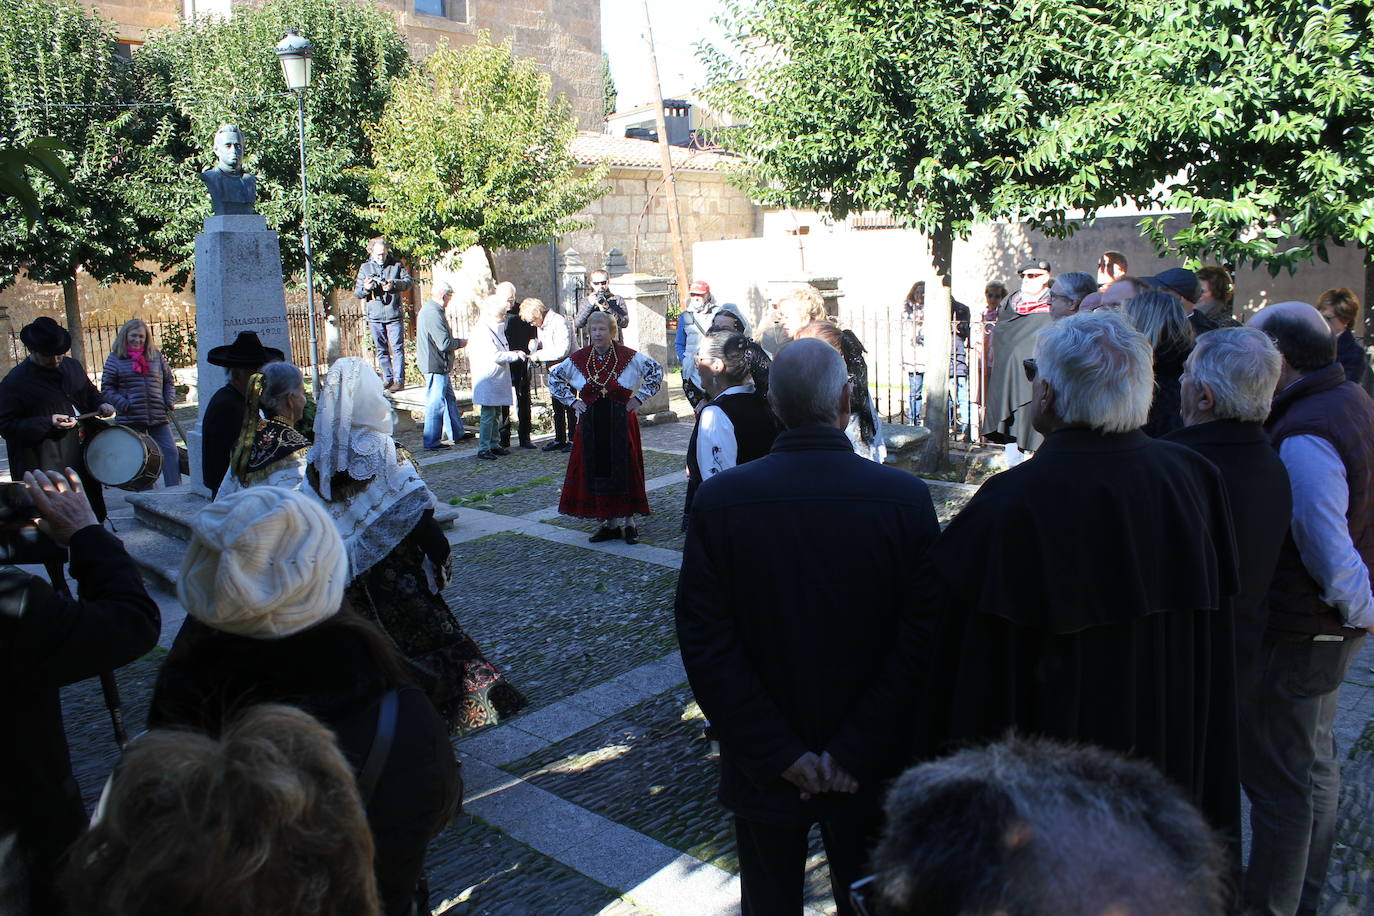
[308, 358, 435, 578]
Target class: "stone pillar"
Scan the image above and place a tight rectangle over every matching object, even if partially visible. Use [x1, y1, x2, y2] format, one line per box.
[610, 273, 671, 416]
[189, 213, 292, 493]
[558, 248, 585, 317]
[606, 248, 629, 279]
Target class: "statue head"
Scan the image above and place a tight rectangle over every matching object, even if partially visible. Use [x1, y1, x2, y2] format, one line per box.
[213, 125, 245, 173]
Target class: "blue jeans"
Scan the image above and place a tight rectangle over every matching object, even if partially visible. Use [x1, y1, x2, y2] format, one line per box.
[908, 372, 924, 424]
[479, 406, 501, 452]
[423, 373, 465, 447]
[129, 421, 181, 487]
[369, 318, 405, 386]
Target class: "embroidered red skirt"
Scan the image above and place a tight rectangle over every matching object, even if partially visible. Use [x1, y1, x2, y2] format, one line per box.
[559, 398, 651, 519]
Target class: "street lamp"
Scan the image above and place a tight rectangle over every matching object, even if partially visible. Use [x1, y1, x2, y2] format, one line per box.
[275, 28, 321, 397]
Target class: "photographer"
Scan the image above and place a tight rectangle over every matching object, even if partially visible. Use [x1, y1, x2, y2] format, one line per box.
[0, 469, 159, 915]
[354, 237, 413, 392]
[574, 269, 629, 330]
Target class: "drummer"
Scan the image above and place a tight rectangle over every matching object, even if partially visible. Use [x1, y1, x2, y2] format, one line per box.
[200, 332, 284, 497]
[0, 317, 115, 520]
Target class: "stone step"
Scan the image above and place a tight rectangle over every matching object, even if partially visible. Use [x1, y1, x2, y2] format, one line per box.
[126, 487, 460, 543]
[116, 520, 187, 593]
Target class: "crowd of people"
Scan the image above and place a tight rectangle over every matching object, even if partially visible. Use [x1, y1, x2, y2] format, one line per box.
[3, 238, 1373, 916]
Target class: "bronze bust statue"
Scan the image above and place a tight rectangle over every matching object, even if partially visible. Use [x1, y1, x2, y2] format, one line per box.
[200, 124, 257, 216]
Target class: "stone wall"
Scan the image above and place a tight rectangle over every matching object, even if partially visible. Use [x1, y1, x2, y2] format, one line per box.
[693, 215, 1366, 331]
[79, 0, 177, 41]
[558, 168, 760, 284]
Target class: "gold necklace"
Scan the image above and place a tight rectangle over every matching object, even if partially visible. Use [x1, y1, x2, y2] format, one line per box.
[586, 346, 620, 396]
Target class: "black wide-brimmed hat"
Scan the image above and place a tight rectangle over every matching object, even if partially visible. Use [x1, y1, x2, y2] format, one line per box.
[20, 317, 72, 357]
[206, 331, 285, 368]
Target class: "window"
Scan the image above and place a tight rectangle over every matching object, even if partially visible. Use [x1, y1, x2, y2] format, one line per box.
[113, 40, 140, 61]
[415, 0, 466, 20]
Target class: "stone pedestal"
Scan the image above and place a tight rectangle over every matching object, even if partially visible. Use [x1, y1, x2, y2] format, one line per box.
[558, 248, 585, 317]
[188, 214, 292, 492]
[611, 273, 671, 415]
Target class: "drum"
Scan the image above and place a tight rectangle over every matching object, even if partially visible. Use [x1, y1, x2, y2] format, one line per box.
[84, 424, 163, 491]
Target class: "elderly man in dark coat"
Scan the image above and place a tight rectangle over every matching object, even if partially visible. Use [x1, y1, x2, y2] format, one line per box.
[0, 469, 159, 914]
[917, 311, 1242, 842]
[675, 338, 940, 916]
[199, 331, 283, 496]
[1164, 326, 1292, 873]
[0, 318, 113, 520]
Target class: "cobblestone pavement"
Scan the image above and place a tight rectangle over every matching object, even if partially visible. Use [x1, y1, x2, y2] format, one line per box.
[45, 412, 1374, 915]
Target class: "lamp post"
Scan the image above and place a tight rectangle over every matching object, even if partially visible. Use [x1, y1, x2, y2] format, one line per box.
[275, 28, 321, 397]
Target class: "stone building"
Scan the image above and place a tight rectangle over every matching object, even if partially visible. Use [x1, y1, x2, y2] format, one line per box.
[84, 0, 603, 127]
[490, 132, 761, 308]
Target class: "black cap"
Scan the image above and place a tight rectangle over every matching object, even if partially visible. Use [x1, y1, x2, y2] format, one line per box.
[1018, 260, 1052, 275]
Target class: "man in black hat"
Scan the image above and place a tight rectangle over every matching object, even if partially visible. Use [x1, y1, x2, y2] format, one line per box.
[0, 317, 114, 519]
[1148, 267, 1220, 334]
[200, 331, 284, 496]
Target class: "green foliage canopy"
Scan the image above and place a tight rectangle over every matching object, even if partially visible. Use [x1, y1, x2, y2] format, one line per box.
[127, 0, 410, 292]
[1063, 0, 1374, 271]
[363, 33, 606, 269]
[0, 0, 153, 291]
[602, 52, 618, 119]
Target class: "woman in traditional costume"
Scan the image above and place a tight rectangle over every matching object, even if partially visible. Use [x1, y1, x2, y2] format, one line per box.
[215, 361, 309, 499]
[548, 310, 664, 544]
[306, 357, 525, 735]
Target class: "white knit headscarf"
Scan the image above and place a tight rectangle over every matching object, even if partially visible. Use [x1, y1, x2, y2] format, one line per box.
[178, 486, 347, 639]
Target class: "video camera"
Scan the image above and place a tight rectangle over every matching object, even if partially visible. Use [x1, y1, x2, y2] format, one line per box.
[0, 481, 66, 567]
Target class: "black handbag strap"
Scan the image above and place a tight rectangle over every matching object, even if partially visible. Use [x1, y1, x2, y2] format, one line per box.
[358, 689, 399, 808]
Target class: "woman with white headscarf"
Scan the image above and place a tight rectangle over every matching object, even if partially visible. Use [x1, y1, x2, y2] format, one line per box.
[307, 357, 525, 735]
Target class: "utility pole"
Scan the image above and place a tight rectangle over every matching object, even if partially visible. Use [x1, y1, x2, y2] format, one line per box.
[642, 0, 691, 297]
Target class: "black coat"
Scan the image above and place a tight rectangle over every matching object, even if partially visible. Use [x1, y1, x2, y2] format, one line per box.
[0, 358, 107, 519]
[918, 428, 1242, 840]
[1144, 337, 1192, 438]
[200, 383, 244, 497]
[675, 424, 940, 825]
[148, 618, 460, 916]
[1337, 329, 1368, 386]
[1163, 419, 1291, 635]
[0, 527, 159, 915]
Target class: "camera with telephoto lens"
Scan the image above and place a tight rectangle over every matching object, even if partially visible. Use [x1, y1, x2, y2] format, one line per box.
[0, 481, 65, 566]
[594, 288, 614, 309]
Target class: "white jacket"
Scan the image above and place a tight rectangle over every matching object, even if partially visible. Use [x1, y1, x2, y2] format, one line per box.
[468, 322, 523, 406]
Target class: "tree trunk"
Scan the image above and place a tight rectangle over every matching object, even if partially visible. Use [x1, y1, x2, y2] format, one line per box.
[63, 278, 84, 366]
[918, 227, 955, 474]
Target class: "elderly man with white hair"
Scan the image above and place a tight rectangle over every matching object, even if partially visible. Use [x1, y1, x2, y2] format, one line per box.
[675, 337, 939, 916]
[916, 311, 1242, 842]
[416, 278, 470, 450]
[1242, 301, 1374, 916]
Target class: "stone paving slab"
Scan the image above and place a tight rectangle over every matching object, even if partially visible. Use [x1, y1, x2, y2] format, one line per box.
[505, 685, 840, 915]
[446, 532, 679, 710]
[424, 449, 685, 518]
[546, 482, 689, 553]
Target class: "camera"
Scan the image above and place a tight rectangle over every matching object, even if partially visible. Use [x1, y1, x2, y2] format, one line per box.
[0, 481, 65, 566]
[594, 289, 613, 308]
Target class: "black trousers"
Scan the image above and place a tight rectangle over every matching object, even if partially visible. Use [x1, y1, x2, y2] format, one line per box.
[500, 361, 533, 446]
[551, 398, 576, 443]
[734, 807, 881, 916]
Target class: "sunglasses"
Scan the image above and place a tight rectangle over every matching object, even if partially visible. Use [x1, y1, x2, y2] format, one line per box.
[1023, 358, 1038, 382]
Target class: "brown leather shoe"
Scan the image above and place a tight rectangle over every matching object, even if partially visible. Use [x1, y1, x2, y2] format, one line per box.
[588, 525, 623, 543]
[623, 525, 639, 545]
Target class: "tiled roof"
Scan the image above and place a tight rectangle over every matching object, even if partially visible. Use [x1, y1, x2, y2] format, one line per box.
[570, 132, 737, 173]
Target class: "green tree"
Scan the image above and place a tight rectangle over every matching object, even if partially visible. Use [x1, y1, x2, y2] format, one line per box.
[1055, 0, 1374, 281]
[702, 0, 1131, 470]
[364, 33, 606, 275]
[126, 0, 411, 295]
[602, 52, 618, 118]
[0, 0, 154, 363]
[0, 138, 72, 226]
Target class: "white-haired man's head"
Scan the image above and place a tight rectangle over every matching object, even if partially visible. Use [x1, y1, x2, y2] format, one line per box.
[1030, 311, 1153, 436]
[1181, 328, 1281, 426]
[768, 338, 850, 430]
